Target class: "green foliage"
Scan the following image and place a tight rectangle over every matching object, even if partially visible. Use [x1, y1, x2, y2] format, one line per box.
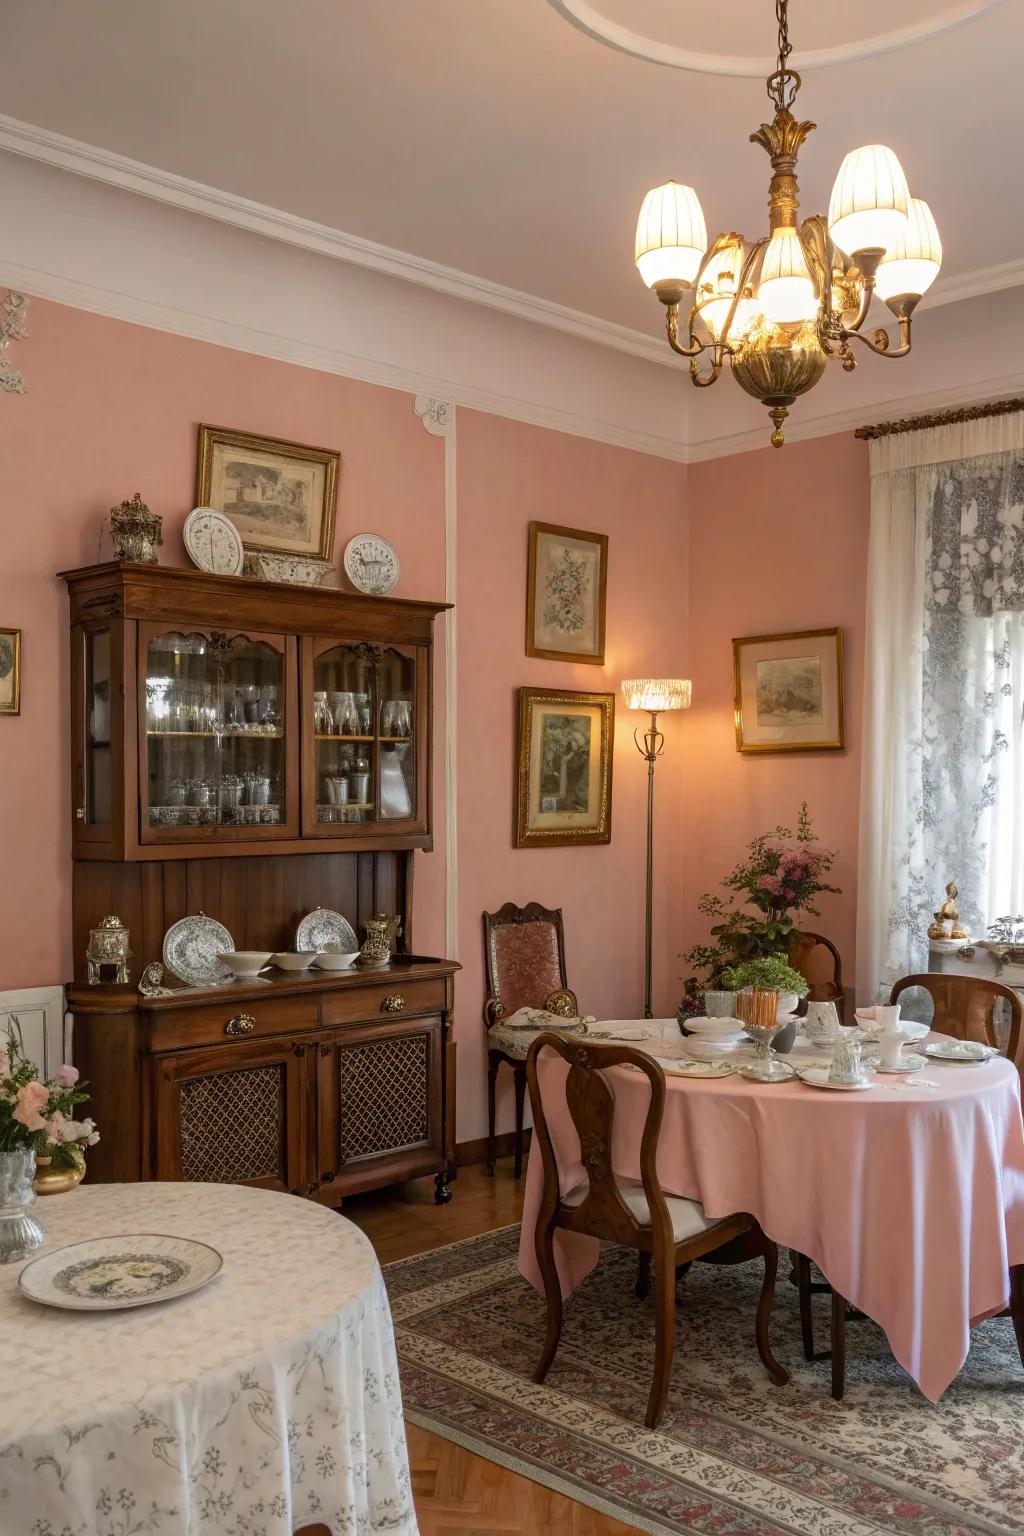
[720, 956, 809, 997]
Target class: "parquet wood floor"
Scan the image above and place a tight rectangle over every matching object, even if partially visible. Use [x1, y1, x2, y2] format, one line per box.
[343, 1161, 643, 1536]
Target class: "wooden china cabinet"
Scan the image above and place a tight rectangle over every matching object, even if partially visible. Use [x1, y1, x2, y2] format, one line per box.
[62, 562, 458, 1205]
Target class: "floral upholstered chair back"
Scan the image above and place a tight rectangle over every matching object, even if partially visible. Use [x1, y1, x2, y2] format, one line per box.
[483, 903, 571, 1028]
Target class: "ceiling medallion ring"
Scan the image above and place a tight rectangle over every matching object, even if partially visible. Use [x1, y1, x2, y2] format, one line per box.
[546, 0, 1006, 77]
[630, 0, 944, 445]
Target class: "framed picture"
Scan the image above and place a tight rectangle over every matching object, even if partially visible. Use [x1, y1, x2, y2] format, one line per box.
[526, 521, 608, 664]
[733, 628, 845, 754]
[0, 628, 21, 715]
[196, 425, 339, 560]
[515, 687, 614, 847]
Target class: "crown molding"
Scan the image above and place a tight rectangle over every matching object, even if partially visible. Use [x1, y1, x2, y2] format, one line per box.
[0, 258, 688, 463]
[0, 112, 669, 368]
[683, 368, 1024, 463]
[1, 112, 1021, 372]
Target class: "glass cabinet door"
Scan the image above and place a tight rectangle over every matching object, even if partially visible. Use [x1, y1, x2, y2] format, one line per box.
[71, 619, 122, 849]
[305, 642, 423, 836]
[140, 627, 297, 842]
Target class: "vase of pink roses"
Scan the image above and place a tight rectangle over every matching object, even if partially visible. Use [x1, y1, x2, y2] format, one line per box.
[0, 1018, 95, 1264]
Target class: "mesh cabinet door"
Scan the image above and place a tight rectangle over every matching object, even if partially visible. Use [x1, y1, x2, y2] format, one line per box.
[154, 1040, 310, 1192]
[318, 1019, 443, 1189]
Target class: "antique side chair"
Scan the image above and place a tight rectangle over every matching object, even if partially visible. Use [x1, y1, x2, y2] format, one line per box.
[483, 901, 577, 1177]
[789, 929, 845, 1021]
[526, 1033, 788, 1428]
[797, 970, 1024, 1398]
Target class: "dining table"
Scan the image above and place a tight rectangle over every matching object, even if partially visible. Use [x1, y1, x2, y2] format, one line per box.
[0, 1181, 418, 1536]
[517, 1019, 1024, 1403]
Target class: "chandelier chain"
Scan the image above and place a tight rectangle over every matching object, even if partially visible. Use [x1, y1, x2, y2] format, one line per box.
[768, 0, 798, 111]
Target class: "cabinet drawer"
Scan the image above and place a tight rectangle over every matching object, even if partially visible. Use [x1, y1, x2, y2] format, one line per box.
[146, 993, 318, 1053]
[320, 978, 447, 1026]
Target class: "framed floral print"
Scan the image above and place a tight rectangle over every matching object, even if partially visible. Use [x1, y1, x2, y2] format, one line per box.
[515, 687, 614, 847]
[526, 522, 608, 664]
[0, 628, 21, 715]
[733, 628, 844, 753]
[196, 425, 339, 560]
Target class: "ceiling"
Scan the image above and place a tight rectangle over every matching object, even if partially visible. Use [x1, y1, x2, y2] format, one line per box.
[0, 0, 1021, 338]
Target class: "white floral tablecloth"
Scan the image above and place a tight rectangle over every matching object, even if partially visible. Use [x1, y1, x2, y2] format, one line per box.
[0, 1182, 417, 1536]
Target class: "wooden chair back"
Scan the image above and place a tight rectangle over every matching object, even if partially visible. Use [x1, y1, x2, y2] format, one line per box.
[482, 902, 570, 1026]
[790, 929, 845, 1019]
[889, 972, 1023, 1064]
[526, 1033, 674, 1252]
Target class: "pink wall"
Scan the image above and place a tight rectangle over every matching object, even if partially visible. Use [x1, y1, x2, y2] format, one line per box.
[0, 296, 691, 1145]
[455, 411, 689, 1141]
[683, 432, 870, 997]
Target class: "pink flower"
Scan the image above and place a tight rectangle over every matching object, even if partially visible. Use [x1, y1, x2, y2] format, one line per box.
[46, 1111, 68, 1144]
[757, 874, 781, 893]
[54, 1064, 79, 1089]
[13, 1081, 50, 1132]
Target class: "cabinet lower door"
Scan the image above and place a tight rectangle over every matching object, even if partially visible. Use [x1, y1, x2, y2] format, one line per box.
[317, 1018, 443, 1195]
[153, 1040, 310, 1193]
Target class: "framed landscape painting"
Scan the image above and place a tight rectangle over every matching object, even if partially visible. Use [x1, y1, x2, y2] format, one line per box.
[0, 628, 20, 715]
[196, 425, 339, 560]
[515, 687, 614, 847]
[526, 521, 608, 664]
[733, 628, 844, 753]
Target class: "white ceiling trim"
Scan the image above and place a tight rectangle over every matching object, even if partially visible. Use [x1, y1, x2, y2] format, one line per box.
[684, 369, 1024, 463]
[0, 256, 689, 463]
[1, 111, 1020, 366]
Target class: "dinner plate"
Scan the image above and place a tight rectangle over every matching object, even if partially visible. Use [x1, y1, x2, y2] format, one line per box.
[873, 1055, 926, 1074]
[916, 1040, 998, 1063]
[796, 1065, 875, 1091]
[19, 1233, 223, 1311]
[162, 914, 235, 987]
[654, 1058, 736, 1079]
[295, 907, 358, 953]
[592, 1028, 653, 1041]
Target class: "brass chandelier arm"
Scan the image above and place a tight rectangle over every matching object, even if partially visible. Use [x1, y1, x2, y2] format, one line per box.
[840, 316, 913, 359]
[690, 354, 723, 388]
[665, 303, 707, 358]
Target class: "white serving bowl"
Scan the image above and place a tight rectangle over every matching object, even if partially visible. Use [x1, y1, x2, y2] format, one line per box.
[685, 1016, 743, 1036]
[313, 950, 360, 971]
[218, 950, 274, 978]
[270, 952, 316, 972]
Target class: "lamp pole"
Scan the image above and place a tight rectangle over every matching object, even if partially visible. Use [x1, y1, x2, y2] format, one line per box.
[621, 680, 691, 1020]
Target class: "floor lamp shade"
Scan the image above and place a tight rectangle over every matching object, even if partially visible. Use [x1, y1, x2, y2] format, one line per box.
[620, 679, 692, 712]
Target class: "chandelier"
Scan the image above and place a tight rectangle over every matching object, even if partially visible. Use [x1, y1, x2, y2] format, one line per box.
[634, 0, 942, 446]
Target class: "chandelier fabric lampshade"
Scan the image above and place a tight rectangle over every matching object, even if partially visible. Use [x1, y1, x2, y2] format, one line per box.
[635, 182, 708, 294]
[621, 678, 692, 713]
[696, 237, 763, 342]
[828, 144, 911, 257]
[875, 197, 943, 303]
[757, 229, 818, 325]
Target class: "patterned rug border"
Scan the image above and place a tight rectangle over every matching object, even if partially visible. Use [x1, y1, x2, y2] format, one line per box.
[404, 1403, 671, 1536]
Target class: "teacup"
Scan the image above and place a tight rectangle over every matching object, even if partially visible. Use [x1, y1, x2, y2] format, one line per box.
[829, 1041, 866, 1085]
[873, 1003, 902, 1032]
[877, 1028, 911, 1069]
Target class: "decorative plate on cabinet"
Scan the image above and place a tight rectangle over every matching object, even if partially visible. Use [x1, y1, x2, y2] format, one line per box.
[163, 914, 236, 987]
[343, 533, 400, 595]
[183, 507, 244, 577]
[295, 908, 358, 954]
[19, 1233, 223, 1311]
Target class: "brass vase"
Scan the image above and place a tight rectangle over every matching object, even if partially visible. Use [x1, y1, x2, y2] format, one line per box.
[33, 1155, 86, 1197]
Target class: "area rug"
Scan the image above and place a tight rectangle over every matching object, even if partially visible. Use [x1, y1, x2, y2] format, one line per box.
[385, 1225, 1024, 1536]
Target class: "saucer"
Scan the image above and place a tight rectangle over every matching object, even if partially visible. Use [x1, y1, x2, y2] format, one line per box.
[873, 1055, 926, 1074]
[796, 1065, 875, 1091]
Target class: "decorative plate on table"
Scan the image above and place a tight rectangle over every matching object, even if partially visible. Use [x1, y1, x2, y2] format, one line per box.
[183, 507, 244, 576]
[795, 1065, 875, 1091]
[916, 1039, 999, 1063]
[874, 1055, 926, 1074]
[295, 907, 358, 954]
[18, 1233, 223, 1312]
[659, 1059, 736, 1079]
[344, 533, 400, 596]
[163, 914, 236, 987]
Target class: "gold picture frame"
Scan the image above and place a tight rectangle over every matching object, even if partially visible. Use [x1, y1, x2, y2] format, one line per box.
[196, 424, 339, 560]
[733, 628, 845, 753]
[515, 687, 614, 847]
[526, 521, 608, 665]
[0, 628, 21, 715]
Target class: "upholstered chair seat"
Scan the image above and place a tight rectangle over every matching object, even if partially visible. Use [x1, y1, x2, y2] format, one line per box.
[562, 1176, 725, 1244]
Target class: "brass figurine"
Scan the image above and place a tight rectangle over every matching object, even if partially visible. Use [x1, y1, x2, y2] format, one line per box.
[928, 882, 968, 941]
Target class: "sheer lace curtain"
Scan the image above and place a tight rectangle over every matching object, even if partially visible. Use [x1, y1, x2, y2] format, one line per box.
[856, 413, 1024, 1003]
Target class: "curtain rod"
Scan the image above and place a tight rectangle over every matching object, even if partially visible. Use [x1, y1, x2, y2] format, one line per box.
[855, 397, 1024, 441]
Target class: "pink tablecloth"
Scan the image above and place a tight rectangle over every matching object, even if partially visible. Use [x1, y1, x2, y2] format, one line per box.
[517, 1045, 1024, 1401]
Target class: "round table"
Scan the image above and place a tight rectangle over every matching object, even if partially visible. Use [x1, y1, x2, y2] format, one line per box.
[519, 1026, 1024, 1401]
[0, 1183, 416, 1536]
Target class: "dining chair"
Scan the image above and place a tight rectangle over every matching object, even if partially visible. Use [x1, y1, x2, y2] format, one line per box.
[483, 902, 578, 1178]
[789, 930, 845, 1021]
[798, 969, 1024, 1398]
[526, 1033, 788, 1428]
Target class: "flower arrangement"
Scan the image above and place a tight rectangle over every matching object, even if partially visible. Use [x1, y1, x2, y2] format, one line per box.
[720, 956, 809, 997]
[0, 1019, 98, 1174]
[681, 803, 838, 1016]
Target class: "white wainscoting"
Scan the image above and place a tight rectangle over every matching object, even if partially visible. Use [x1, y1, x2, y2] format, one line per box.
[0, 986, 69, 1077]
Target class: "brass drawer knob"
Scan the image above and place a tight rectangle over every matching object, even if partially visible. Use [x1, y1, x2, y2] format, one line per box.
[381, 994, 406, 1013]
[224, 1013, 256, 1036]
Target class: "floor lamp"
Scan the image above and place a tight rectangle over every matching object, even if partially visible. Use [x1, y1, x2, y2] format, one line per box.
[620, 679, 692, 1018]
